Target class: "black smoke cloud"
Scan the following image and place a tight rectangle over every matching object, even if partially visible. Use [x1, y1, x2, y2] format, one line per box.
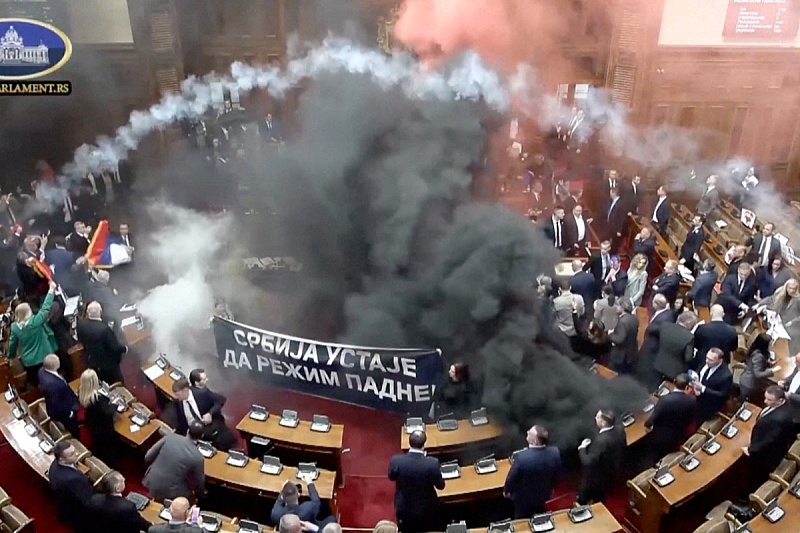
[237, 66, 648, 448]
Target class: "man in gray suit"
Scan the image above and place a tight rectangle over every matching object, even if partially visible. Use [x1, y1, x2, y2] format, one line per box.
[653, 311, 697, 382]
[148, 497, 203, 533]
[144, 422, 205, 502]
[696, 174, 720, 219]
[608, 299, 639, 374]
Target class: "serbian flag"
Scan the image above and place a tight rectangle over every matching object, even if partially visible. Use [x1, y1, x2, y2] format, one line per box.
[31, 258, 53, 282]
[86, 220, 131, 269]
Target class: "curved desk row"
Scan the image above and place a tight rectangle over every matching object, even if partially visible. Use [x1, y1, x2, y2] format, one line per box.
[141, 500, 272, 532]
[399, 420, 504, 454]
[464, 503, 622, 533]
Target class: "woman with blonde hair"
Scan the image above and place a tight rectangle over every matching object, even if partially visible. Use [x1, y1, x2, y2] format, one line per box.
[757, 278, 800, 353]
[8, 281, 57, 386]
[78, 368, 119, 466]
[624, 253, 648, 307]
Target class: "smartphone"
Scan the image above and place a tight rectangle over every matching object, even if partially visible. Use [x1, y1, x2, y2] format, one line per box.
[189, 506, 200, 524]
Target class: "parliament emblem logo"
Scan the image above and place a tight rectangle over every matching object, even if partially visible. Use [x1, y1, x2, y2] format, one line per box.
[0, 18, 72, 80]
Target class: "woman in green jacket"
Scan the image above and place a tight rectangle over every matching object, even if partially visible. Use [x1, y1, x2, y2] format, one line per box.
[8, 281, 58, 387]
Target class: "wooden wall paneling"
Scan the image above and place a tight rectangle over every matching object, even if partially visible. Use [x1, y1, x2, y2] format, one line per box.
[728, 106, 748, 155]
[676, 105, 697, 128]
[650, 104, 672, 125]
[701, 105, 733, 160]
[771, 108, 799, 162]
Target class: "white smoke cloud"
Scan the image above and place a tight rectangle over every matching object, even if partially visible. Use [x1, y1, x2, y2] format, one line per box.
[136, 202, 233, 367]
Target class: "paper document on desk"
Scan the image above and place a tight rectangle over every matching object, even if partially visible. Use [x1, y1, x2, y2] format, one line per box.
[121, 316, 138, 328]
[714, 220, 727, 229]
[143, 365, 165, 380]
[120, 303, 137, 313]
[768, 316, 792, 342]
[64, 296, 80, 317]
[678, 265, 695, 282]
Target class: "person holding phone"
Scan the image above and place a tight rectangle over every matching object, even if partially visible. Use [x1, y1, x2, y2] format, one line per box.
[271, 473, 336, 528]
[147, 497, 203, 532]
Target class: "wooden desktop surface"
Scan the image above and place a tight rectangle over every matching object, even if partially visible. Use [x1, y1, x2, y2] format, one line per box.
[746, 487, 800, 532]
[69, 379, 160, 447]
[236, 414, 344, 452]
[436, 458, 511, 503]
[120, 310, 150, 347]
[400, 420, 504, 451]
[141, 361, 179, 399]
[202, 451, 336, 499]
[140, 500, 274, 532]
[769, 338, 794, 383]
[466, 503, 622, 533]
[0, 396, 55, 478]
[651, 402, 760, 506]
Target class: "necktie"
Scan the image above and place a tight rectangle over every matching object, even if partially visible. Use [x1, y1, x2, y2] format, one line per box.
[633, 184, 637, 195]
[610, 180, 615, 190]
[701, 367, 710, 384]
[185, 400, 201, 423]
[739, 279, 744, 295]
[602, 254, 608, 278]
[555, 221, 561, 247]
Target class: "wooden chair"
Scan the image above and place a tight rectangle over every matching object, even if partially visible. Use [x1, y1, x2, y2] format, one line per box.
[682, 433, 707, 455]
[112, 387, 135, 404]
[44, 420, 71, 443]
[0, 488, 10, 509]
[699, 415, 727, 437]
[749, 479, 782, 511]
[626, 467, 657, 530]
[662, 451, 687, 468]
[770, 458, 798, 488]
[787, 438, 800, 466]
[27, 398, 50, 426]
[691, 517, 734, 533]
[83, 456, 111, 488]
[0, 505, 34, 533]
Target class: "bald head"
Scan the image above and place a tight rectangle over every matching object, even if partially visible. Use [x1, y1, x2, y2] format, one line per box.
[95, 270, 110, 285]
[279, 514, 302, 533]
[572, 259, 583, 273]
[86, 301, 102, 319]
[653, 294, 668, 311]
[43, 353, 60, 371]
[710, 304, 724, 321]
[169, 497, 191, 521]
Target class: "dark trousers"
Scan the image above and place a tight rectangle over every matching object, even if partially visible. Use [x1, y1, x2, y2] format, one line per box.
[577, 482, 608, 506]
[204, 419, 235, 451]
[94, 366, 123, 386]
[24, 363, 43, 388]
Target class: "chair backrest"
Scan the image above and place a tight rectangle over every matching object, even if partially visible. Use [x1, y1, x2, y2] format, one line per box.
[0, 505, 33, 533]
[771, 457, 798, 487]
[83, 456, 111, 486]
[0, 488, 10, 509]
[682, 433, 707, 454]
[787, 438, 800, 465]
[699, 416, 726, 437]
[68, 439, 91, 462]
[28, 398, 48, 425]
[45, 420, 70, 443]
[749, 480, 782, 511]
[113, 387, 135, 403]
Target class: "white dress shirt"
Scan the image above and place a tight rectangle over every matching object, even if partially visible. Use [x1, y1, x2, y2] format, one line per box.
[574, 215, 586, 241]
[653, 197, 666, 222]
[789, 372, 800, 395]
[182, 391, 202, 425]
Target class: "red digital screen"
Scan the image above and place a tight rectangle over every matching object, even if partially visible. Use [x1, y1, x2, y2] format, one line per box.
[723, 0, 800, 40]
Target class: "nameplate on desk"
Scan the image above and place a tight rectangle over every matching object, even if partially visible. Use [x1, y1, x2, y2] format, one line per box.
[487, 520, 513, 533]
[654, 467, 674, 487]
[404, 417, 424, 434]
[260, 455, 283, 475]
[155, 356, 170, 369]
[474, 456, 498, 475]
[237, 520, 261, 533]
[128, 412, 148, 427]
[763, 500, 785, 523]
[310, 414, 331, 432]
[279, 409, 299, 428]
[642, 401, 655, 413]
[296, 462, 319, 481]
[440, 462, 461, 480]
[11, 403, 26, 420]
[529, 514, 554, 532]
[38, 436, 54, 454]
[657, 385, 671, 397]
[680, 455, 700, 472]
[24, 422, 39, 437]
[622, 413, 635, 427]
[197, 441, 217, 458]
[469, 407, 489, 427]
[567, 505, 594, 524]
[702, 439, 721, 455]
[4, 385, 17, 403]
[125, 491, 149, 511]
[200, 513, 221, 532]
[737, 408, 753, 422]
[445, 523, 467, 533]
[143, 365, 165, 380]
[168, 370, 184, 381]
[790, 481, 800, 499]
[226, 450, 249, 468]
[721, 424, 738, 439]
[248, 405, 268, 421]
[436, 418, 458, 431]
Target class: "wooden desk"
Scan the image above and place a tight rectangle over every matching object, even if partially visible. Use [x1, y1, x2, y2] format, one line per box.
[141, 360, 178, 400]
[639, 403, 761, 532]
[466, 503, 622, 533]
[0, 396, 55, 478]
[236, 413, 344, 476]
[140, 500, 274, 532]
[400, 421, 504, 454]
[769, 338, 794, 383]
[746, 486, 800, 532]
[436, 459, 511, 504]
[591, 364, 617, 380]
[68, 379, 160, 448]
[121, 311, 151, 347]
[202, 450, 337, 500]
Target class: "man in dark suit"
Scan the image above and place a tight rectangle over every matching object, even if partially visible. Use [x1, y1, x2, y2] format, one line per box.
[570, 259, 597, 315]
[583, 239, 613, 295]
[686, 259, 717, 309]
[111, 223, 134, 250]
[90, 471, 151, 533]
[679, 215, 706, 273]
[718, 263, 757, 325]
[623, 174, 642, 215]
[171, 377, 234, 451]
[743, 386, 796, 490]
[577, 409, 626, 505]
[608, 299, 639, 374]
[696, 174, 720, 219]
[692, 348, 733, 422]
[541, 206, 566, 250]
[750, 222, 781, 269]
[651, 260, 681, 306]
[66, 220, 92, 257]
[604, 188, 627, 251]
[632, 226, 656, 270]
[271, 476, 334, 528]
[46, 235, 84, 296]
[638, 295, 677, 390]
[77, 301, 127, 385]
[503, 425, 561, 518]
[777, 352, 800, 426]
[388, 430, 445, 533]
[644, 373, 696, 466]
[563, 204, 591, 256]
[38, 354, 79, 437]
[651, 186, 670, 237]
[653, 311, 696, 382]
[691, 305, 738, 369]
[49, 441, 96, 532]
